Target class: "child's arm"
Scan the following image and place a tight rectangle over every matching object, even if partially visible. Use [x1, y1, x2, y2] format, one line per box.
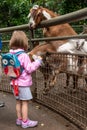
[23, 54, 42, 74]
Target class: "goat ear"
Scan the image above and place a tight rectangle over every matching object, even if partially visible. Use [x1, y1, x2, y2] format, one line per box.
[32, 5, 39, 9]
[37, 9, 42, 15]
[42, 10, 51, 19]
[27, 13, 31, 18]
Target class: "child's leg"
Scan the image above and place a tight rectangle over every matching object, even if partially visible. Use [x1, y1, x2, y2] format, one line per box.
[16, 99, 22, 119]
[21, 100, 38, 128]
[21, 100, 29, 121]
[16, 100, 22, 125]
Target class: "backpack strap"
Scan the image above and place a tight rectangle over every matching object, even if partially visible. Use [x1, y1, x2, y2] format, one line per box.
[14, 51, 25, 56]
[15, 51, 25, 72]
[12, 79, 19, 96]
[12, 51, 25, 96]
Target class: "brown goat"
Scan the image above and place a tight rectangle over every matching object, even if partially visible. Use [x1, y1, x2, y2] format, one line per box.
[28, 5, 79, 94]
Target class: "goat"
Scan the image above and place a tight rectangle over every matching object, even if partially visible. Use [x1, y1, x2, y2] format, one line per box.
[28, 5, 83, 94]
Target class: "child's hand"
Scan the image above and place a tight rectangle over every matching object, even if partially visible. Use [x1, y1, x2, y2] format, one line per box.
[37, 56, 42, 61]
[32, 55, 43, 65]
[32, 55, 42, 60]
[32, 55, 38, 60]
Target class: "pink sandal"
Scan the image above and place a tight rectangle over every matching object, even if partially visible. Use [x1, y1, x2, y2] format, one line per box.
[16, 118, 22, 125]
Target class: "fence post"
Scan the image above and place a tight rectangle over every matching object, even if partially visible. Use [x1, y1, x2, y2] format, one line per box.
[28, 29, 38, 101]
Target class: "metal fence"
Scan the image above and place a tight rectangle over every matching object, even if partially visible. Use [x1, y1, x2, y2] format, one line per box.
[1, 52, 87, 129]
[33, 53, 87, 130]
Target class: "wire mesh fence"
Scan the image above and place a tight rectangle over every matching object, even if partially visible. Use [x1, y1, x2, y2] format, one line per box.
[32, 53, 87, 130]
[0, 53, 87, 129]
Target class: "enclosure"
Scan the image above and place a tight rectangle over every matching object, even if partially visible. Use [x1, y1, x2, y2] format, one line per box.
[0, 8, 87, 130]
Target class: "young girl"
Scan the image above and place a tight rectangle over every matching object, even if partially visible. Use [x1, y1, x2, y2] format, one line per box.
[9, 31, 42, 128]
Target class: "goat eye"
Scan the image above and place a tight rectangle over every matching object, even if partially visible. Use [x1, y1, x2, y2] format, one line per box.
[37, 12, 41, 16]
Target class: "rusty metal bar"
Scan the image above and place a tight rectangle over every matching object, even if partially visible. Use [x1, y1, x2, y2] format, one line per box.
[2, 34, 87, 44]
[0, 8, 87, 33]
[38, 8, 87, 28]
[31, 34, 87, 42]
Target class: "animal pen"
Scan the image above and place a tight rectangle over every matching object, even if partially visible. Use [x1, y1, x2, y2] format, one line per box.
[0, 8, 87, 130]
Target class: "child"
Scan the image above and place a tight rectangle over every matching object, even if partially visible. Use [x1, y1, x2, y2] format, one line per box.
[9, 30, 42, 128]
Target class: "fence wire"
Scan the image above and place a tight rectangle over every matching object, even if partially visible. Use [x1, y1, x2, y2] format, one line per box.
[32, 53, 87, 130]
[1, 53, 87, 129]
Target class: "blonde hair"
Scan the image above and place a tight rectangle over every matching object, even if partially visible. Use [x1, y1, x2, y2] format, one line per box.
[9, 31, 29, 51]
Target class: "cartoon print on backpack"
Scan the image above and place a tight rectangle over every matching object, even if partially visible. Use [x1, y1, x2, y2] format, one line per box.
[1, 51, 24, 78]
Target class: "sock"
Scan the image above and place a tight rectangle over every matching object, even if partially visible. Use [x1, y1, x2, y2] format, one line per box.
[18, 118, 22, 120]
[23, 119, 28, 123]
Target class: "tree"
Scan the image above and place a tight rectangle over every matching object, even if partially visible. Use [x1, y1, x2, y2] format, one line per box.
[0, 0, 30, 27]
[0, 0, 87, 27]
[59, 0, 87, 25]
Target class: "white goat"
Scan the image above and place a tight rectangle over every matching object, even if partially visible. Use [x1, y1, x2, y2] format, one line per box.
[57, 38, 87, 90]
[76, 39, 87, 54]
[57, 38, 86, 74]
[57, 39, 85, 54]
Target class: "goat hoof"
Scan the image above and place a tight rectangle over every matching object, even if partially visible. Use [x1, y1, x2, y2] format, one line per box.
[73, 89, 76, 93]
[70, 89, 76, 93]
[64, 86, 67, 89]
[43, 91, 48, 95]
[49, 84, 54, 88]
[43, 88, 49, 95]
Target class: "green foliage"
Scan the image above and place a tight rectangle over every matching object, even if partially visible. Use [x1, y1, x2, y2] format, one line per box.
[0, 0, 87, 27]
[59, 0, 87, 14]
[58, 0, 87, 25]
[0, 0, 30, 27]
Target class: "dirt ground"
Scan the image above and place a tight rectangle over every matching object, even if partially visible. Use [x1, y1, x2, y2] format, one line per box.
[0, 91, 80, 130]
